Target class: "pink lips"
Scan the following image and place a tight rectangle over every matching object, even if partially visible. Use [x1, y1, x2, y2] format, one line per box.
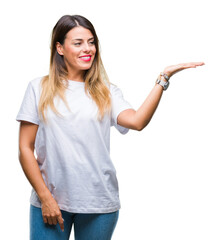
[79, 55, 92, 62]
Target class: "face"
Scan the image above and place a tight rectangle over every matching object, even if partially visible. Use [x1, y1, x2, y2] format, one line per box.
[56, 26, 96, 73]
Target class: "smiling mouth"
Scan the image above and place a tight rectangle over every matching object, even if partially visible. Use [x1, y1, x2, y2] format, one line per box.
[79, 55, 92, 62]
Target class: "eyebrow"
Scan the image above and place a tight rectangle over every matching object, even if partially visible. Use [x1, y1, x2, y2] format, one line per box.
[72, 37, 94, 41]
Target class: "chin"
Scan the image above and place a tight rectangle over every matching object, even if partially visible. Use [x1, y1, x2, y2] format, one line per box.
[81, 64, 93, 70]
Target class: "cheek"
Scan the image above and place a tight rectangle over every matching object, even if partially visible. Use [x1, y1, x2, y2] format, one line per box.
[65, 46, 79, 57]
[71, 49, 80, 57]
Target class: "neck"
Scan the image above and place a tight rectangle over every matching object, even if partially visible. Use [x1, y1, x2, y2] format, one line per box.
[67, 67, 85, 82]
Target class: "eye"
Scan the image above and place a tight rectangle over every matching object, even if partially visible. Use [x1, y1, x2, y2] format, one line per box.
[89, 41, 95, 45]
[74, 42, 81, 46]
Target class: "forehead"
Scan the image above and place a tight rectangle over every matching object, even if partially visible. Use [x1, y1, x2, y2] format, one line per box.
[66, 26, 94, 40]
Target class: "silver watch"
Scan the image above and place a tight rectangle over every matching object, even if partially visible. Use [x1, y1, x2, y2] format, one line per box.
[156, 78, 170, 90]
[160, 72, 170, 81]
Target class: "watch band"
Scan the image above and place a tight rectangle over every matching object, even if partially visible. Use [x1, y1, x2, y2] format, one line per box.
[156, 77, 170, 90]
[160, 72, 170, 81]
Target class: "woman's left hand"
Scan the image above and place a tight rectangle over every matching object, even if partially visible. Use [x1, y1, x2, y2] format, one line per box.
[163, 62, 205, 78]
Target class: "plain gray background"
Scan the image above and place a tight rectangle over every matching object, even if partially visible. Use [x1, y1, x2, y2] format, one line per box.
[1, 0, 219, 239]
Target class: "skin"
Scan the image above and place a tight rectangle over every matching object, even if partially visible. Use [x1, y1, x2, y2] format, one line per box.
[18, 25, 205, 233]
[117, 62, 205, 130]
[18, 122, 64, 230]
[56, 26, 96, 82]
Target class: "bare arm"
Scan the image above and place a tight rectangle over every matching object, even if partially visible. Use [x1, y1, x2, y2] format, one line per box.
[18, 121, 64, 231]
[117, 83, 163, 131]
[18, 122, 50, 200]
[117, 62, 205, 131]
[134, 83, 164, 130]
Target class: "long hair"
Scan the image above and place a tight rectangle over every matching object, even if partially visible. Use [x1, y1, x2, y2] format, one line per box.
[38, 15, 112, 124]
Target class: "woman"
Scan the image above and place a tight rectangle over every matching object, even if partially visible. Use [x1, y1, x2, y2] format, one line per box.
[16, 14, 204, 240]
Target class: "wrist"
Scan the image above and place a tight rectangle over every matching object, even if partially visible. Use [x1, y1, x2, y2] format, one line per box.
[160, 75, 168, 82]
[160, 72, 170, 81]
[38, 188, 53, 203]
[162, 69, 172, 78]
[155, 72, 170, 90]
[155, 82, 164, 90]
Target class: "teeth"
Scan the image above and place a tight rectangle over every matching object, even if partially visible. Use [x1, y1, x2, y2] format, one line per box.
[80, 56, 91, 59]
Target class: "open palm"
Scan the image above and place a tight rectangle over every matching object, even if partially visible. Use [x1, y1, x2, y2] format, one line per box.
[164, 62, 205, 78]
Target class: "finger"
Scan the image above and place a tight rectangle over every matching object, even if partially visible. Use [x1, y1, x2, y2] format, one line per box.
[48, 217, 53, 225]
[191, 62, 205, 65]
[183, 62, 205, 68]
[52, 217, 58, 225]
[57, 215, 65, 232]
[43, 216, 48, 224]
[190, 62, 204, 67]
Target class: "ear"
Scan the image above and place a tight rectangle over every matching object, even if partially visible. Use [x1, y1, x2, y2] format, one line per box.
[56, 42, 64, 56]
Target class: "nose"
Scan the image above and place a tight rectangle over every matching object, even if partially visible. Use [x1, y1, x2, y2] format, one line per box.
[82, 42, 90, 52]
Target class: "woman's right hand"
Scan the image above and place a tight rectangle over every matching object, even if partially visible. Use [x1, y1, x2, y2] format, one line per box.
[41, 193, 64, 232]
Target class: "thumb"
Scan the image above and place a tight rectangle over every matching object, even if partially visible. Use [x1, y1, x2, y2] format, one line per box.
[57, 215, 64, 232]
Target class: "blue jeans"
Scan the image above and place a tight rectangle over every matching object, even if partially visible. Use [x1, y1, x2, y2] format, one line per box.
[30, 204, 119, 240]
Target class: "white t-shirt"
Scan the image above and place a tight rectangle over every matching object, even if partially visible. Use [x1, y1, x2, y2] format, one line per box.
[16, 77, 134, 213]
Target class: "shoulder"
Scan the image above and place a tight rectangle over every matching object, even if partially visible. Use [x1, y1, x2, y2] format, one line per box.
[29, 76, 44, 89]
[28, 76, 44, 96]
[24, 76, 44, 98]
[109, 82, 120, 92]
[109, 83, 124, 98]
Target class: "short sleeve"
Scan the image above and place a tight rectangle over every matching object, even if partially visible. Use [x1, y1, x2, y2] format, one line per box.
[110, 84, 134, 134]
[16, 81, 40, 125]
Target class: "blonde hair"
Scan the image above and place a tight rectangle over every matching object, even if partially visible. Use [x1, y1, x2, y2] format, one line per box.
[38, 15, 113, 124]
